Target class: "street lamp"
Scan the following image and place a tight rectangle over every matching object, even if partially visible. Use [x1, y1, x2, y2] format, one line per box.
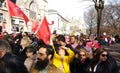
[93, 0, 104, 41]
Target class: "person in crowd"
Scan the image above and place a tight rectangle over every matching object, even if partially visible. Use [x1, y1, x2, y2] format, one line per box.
[100, 34, 110, 46]
[13, 32, 31, 47]
[0, 59, 5, 73]
[70, 48, 92, 73]
[13, 31, 23, 45]
[108, 35, 115, 44]
[108, 54, 119, 73]
[50, 34, 75, 73]
[114, 35, 120, 43]
[87, 48, 112, 73]
[69, 35, 82, 53]
[22, 32, 29, 38]
[30, 33, 38, 48]
[0, 32, 2, 40]
[1, 32, 9, 40]
[92, 48, 119, 73]
[0, 40, 28, 73]
[0, 32, 18, 55]
[16, 37, 32, 63]
[84, 36, 101, 54]
[65, 34, 70, 44]
[30, 45, 63, 73]
[78, 40, 84, 47]
[24, 46, 37, 72]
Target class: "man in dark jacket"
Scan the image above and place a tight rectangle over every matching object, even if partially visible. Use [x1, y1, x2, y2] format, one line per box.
[0, 40, 28, 73]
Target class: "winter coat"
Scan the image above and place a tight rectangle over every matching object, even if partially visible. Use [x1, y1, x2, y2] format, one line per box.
[1, 52, 28, 73]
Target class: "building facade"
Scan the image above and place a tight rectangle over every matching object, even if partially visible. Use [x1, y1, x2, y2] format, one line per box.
[48, 9, 70, 34]
[0, 0, 48, 33]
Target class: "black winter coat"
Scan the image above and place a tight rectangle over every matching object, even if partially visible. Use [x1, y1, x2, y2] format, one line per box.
[70, 58, 91, 73]
[88, 60, 112, 73]
[1, 53, 28, 73]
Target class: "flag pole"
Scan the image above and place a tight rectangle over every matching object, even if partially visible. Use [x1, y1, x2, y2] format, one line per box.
[5, 0, 12, 32]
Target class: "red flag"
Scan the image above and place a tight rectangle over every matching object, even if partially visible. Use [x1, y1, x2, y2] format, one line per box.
[35, 16, 51, 45]
[32, 19, 39, 32]
[6, 0, 29, 26]
[1, 21, 6, 32]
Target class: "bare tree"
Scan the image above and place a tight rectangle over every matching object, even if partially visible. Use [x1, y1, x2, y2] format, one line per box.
[102, 0, 120, 35]
[84, 7, 97, 36]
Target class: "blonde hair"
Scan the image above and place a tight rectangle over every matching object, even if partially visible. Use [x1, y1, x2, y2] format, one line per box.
[77, 49, 93, 59]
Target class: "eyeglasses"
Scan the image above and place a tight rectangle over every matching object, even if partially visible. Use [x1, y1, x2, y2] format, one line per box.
[101, 54, 108, 57]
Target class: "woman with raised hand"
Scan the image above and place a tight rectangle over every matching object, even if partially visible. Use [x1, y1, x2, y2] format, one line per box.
[50, 34, 75, 73]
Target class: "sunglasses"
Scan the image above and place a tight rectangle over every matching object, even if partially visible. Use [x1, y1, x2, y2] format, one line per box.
[101, 54, 108, 57]
[80, 54, 85, 56]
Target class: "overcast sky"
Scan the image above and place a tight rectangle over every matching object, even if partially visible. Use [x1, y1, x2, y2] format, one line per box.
[48, 0, 111, 19]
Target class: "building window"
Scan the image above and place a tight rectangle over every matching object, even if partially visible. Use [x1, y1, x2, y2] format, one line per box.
[12, 19, 15, 24]
[12, 24, 19, 32]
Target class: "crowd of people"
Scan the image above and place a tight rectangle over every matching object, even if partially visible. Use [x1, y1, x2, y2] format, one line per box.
[0, 31, 119, 73]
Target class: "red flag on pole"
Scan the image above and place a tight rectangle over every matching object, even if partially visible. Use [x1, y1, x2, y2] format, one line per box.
[35, 16, 51, 45]
[32, 19, 39, 32]
[6, 0, 29, 26]
[1, 21, 6, 32]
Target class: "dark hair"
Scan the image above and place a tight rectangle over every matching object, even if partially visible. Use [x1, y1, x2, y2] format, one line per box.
[56, 35, 65, 42]
[53, 30, 56, 34]
[93, 48, 109, 62]
[0, 40, 11, 52]
[26, 46, 36, 54]
[23, 32, 29, 36]
[38, 45, 54, 60]
[54, 45, 69, 56]
[37, 39, 46, 48]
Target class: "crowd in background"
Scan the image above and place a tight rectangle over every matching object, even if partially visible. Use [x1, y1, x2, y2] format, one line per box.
[0, 31, 120, 73]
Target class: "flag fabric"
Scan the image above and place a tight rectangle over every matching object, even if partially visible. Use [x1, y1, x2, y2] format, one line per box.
[6, 0, 29, 26]
[32, 19, 39, 32]
[49, 21, 54, 25]
[1, 21, 6, 32]
[35, 16, 51, 45]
